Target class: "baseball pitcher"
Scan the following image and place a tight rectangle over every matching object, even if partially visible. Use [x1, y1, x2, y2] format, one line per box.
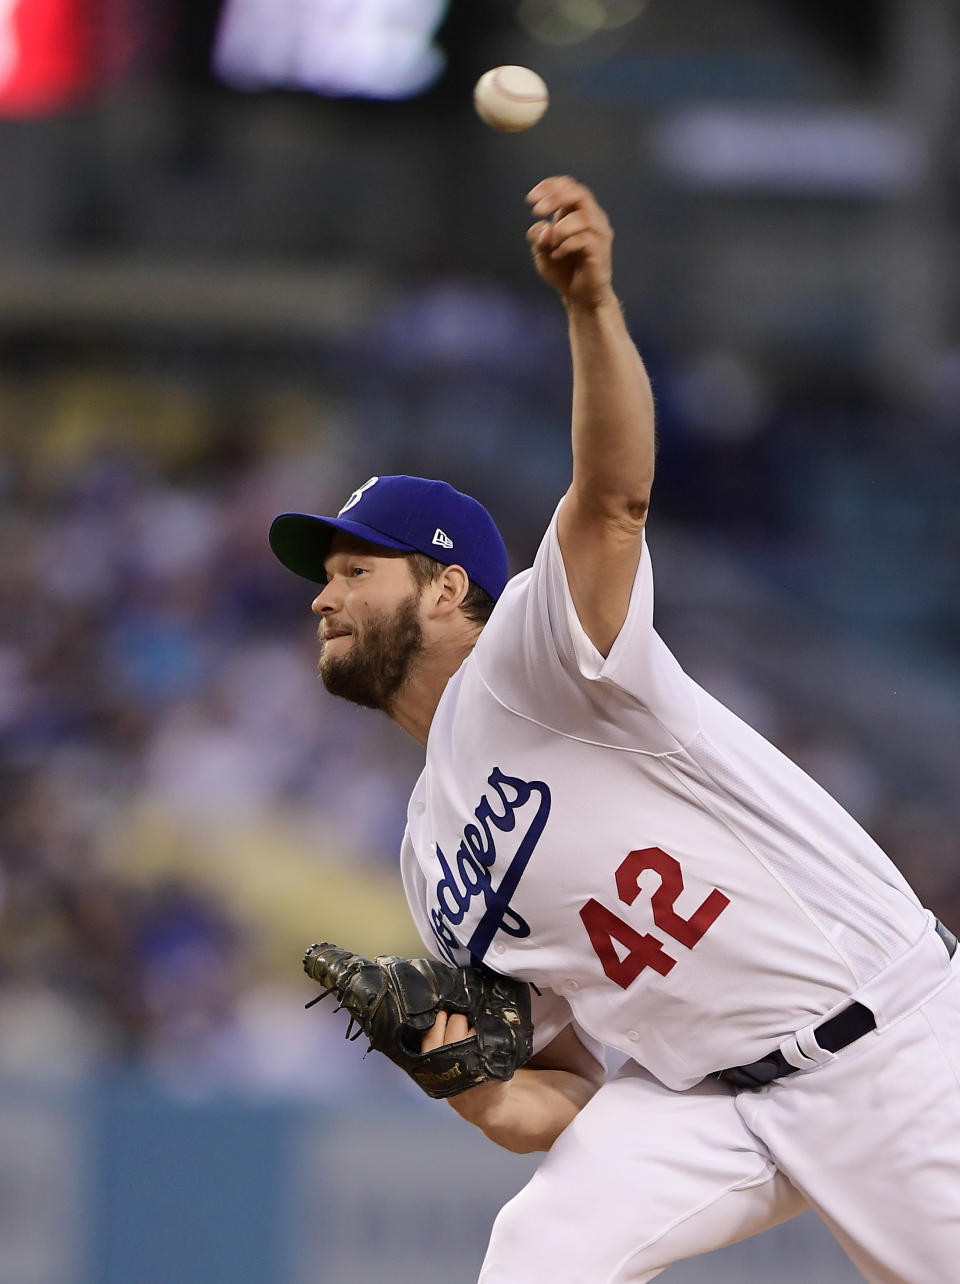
[270, 177, 960, 1282]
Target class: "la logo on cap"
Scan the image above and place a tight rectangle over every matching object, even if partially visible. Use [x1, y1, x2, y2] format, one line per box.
[339, 476, 379, 515]
[432, 528, 454, 550]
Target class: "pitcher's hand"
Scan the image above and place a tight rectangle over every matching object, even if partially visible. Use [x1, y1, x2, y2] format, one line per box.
[526, 176, 614, 310]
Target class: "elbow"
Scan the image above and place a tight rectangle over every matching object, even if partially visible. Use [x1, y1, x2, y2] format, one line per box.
[486, 1129, 549, 1155]
[479, 1117, 570, 1154]
[572, 479, 651, 533]
[624, 495, 650, 526]
[591, 494, 650, 540]
[450, 1099, 549, 1154]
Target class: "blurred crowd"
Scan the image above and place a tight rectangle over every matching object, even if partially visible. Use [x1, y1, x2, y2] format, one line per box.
[1, 285, 957, 1097]
[0, 349, 430, 1097]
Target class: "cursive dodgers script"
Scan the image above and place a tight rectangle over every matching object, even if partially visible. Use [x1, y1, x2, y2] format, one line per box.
[429, 766, 551, 965]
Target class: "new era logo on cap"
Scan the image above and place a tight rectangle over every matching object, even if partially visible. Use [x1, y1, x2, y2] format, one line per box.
[269, 475, 510, 601]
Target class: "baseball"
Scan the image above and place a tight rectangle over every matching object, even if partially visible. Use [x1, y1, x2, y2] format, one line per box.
[473, 65, 549, 133]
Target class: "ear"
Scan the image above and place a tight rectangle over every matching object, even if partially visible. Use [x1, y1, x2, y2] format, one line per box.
[424, 564, 470, 618]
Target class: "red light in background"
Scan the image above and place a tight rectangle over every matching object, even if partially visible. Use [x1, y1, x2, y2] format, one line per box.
[0, 0, 96, 117]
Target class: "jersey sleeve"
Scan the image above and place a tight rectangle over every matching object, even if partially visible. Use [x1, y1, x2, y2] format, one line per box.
[472, 503, 701, 752]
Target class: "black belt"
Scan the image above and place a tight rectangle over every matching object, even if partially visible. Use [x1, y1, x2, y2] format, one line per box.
[720, 919, 957, 1091]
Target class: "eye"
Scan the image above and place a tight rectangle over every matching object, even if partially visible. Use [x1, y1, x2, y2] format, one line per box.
[349, 565, 368, 577]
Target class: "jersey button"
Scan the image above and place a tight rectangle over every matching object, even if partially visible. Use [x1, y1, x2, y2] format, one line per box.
[493, 943, 506, 955]
[413, 799, 425, 815]
[627, 1030, 640, 1042]
[563, 979, 580, 994]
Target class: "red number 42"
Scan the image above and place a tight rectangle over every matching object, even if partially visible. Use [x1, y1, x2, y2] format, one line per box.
[580, 847, 730, 989]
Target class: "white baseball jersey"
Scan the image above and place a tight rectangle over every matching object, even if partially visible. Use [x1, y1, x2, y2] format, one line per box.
[400, 506, 928, 1090]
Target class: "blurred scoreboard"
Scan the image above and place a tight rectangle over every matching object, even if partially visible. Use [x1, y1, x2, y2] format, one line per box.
[213, 0, 452, 99]
[0, 0, 458, 117]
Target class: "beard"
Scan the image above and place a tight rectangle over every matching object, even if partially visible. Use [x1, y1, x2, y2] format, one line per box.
[318, 592, 425, 712]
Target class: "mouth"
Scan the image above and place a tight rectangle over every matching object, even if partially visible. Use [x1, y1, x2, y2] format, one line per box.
[320, 628, 353, 649]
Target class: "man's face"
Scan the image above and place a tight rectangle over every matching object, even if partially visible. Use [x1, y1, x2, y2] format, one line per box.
[312, 534, 426, 712]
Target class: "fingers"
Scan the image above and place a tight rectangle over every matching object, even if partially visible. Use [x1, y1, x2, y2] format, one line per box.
[525, 176, 612, 261]
[526, 174, 598, 220]
[421, 1009, 447, 1053]
[526, 176, 609, 233]
[445, 1013, 471, 1042]
[543, 212, 594, 260]
[420, 1010, 473, 1054]
[526, 175, 614, 305]
[526, 219, 552, 250]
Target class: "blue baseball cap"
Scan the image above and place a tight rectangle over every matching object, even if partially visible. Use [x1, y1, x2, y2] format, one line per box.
[269, 475, 510, 601]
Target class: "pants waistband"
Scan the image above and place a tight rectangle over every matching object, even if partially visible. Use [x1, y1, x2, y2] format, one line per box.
[721, 918, 957, 1091]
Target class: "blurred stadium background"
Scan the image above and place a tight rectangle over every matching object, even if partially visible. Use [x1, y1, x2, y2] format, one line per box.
[0, 1, 957, 1280]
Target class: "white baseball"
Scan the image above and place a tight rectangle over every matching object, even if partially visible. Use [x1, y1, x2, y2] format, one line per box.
[473, 65, 549, 133]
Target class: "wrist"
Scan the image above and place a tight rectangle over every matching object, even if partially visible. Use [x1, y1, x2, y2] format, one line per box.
[447, 1074, 552, 1154]
[563, 284, 620, 318]
[446, 1075, 512, 1128]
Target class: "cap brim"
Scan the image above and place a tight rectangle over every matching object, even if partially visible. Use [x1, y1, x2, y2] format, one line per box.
[268, 513, 416, 583]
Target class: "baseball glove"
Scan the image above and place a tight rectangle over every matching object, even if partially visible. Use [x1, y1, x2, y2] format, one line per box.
[302, 942, 534, 1099]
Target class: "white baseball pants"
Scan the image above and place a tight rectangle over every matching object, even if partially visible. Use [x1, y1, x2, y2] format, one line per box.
[478, 926, 960, 1283]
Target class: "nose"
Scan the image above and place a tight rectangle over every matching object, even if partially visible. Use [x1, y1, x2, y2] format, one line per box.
[311, 581, 339, 615]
